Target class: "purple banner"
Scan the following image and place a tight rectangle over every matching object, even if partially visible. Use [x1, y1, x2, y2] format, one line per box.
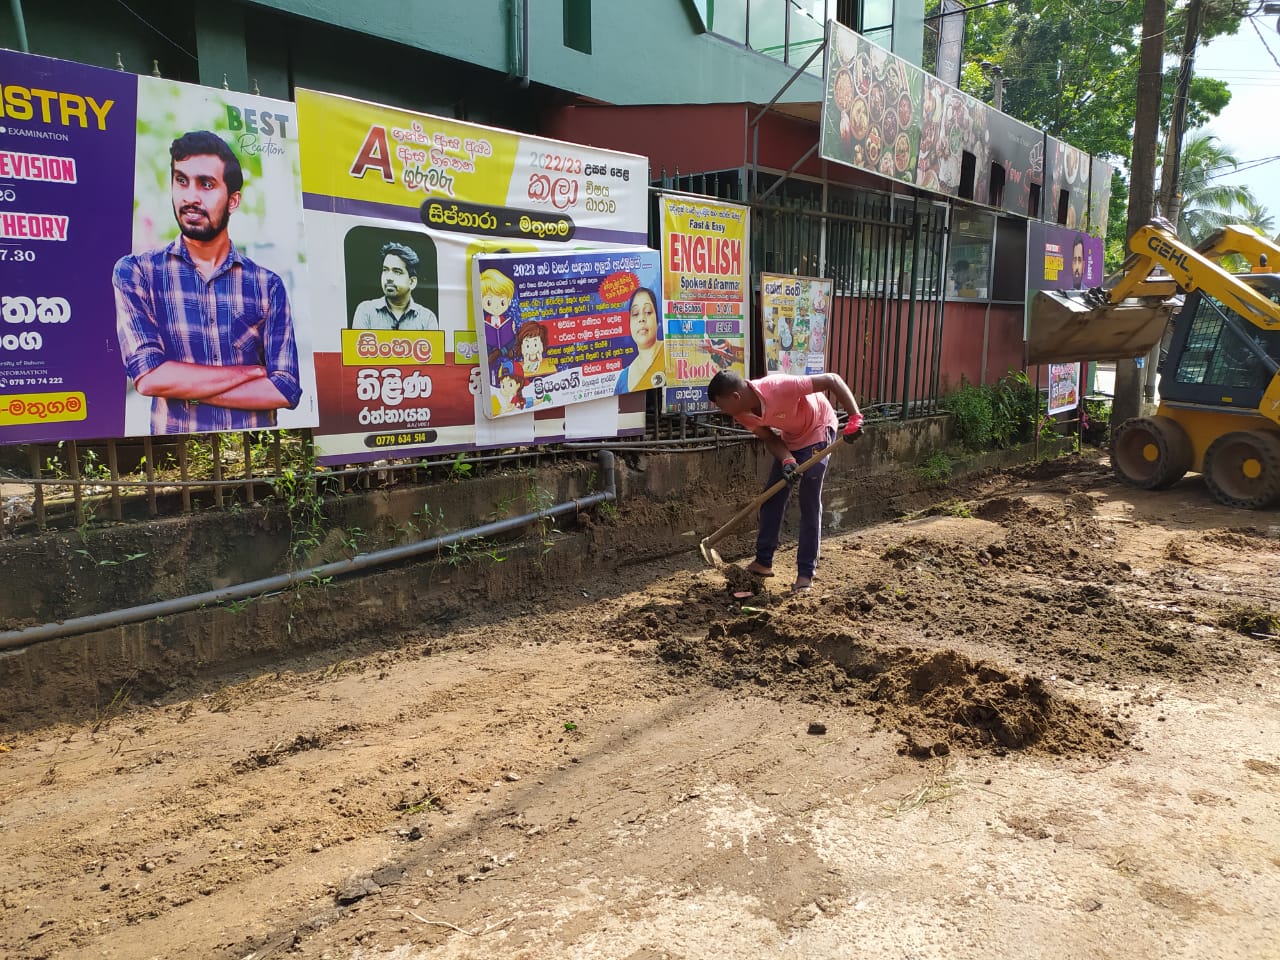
[0, 50, 138, 442]
[1027, 221, 1104, 293]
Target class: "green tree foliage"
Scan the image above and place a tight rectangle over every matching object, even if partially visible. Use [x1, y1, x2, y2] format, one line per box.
[958, 0, 1248, 261]
[1165, 131, 1274, 244]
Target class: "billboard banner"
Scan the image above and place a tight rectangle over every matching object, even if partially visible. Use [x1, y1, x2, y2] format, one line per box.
[1047, 136, 1091, 233]
[295, 89, 650, 464]
[822, 23, 924, 186]
[1087, 157, 1114, 239]
[760, 273, 832, 376]
[658, 195, 749, 414]
[935, 0, 966, 88]
[1048, 362, 1081, 415]
[1027, 221, 1104, 294]
[1025, 221, 1106, 341]
[0, 49, 315, 444]
[473, 248, 662, 417]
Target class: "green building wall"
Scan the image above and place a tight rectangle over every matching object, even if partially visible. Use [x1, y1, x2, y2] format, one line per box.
[3, 0, 924, 126]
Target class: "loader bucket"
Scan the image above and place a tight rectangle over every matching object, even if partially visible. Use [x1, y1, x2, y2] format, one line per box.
[1026, 291, 1176, 364]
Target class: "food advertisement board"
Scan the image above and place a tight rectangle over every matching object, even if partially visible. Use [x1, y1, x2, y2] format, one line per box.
[760, 274, 832, 376]
[824, 25, 923, 185]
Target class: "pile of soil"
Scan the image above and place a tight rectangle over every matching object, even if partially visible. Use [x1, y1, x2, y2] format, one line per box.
[646, 597, 1123, 759]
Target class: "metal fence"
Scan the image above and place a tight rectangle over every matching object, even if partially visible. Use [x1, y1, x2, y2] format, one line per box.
[656, 167, 948, 416]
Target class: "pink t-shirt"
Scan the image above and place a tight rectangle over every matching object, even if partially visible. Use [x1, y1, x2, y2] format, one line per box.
[732, 375, 837, 449]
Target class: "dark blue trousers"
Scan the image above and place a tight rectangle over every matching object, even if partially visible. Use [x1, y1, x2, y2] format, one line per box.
[755, 428, 834, 578]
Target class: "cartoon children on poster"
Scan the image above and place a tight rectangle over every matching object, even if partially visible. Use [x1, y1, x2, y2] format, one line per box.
[481, 268, 517, 382]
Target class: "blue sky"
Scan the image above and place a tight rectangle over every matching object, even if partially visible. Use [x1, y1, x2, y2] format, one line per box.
[1197, 18, 1280, 231]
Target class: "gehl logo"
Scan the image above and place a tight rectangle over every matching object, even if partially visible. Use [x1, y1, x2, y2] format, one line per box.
[1146, 235, 1190, 272]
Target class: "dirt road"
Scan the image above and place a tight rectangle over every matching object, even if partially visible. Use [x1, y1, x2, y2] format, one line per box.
[3, 457, 1279, 959]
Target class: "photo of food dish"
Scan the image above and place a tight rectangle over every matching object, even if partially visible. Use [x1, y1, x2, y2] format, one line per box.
[897, 92, 912, 129]
[866, 127, 883, 167]
[1064, 147, 1079, 184]
[834, 69, 854, 112]
[894, 133, 911, 173]
[869, 85, 884, 123]
[855, 53, 872, 96]
[850, 98, 870, 141]
[881, 109, 899, 149]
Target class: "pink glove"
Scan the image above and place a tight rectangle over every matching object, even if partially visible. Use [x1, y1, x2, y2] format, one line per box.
[842, 412, 864, 440]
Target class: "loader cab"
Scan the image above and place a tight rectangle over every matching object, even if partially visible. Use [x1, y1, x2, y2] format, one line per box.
[1160, 275, 1280, 411]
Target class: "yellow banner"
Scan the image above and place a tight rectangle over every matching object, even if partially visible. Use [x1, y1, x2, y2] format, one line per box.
[0, 391, 87, 426]
[658, 196, 750, 414]
[296, 89, 522, 209]
[340, 329, 446, 366]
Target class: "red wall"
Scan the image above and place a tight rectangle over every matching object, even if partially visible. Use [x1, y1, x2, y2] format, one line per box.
[542, 104, 748, 177]
[936, 301, 1027, 390]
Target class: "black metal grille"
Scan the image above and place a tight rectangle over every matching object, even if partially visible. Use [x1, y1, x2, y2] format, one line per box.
[656, 167, 947, 417]
[1174, 295, 1279, 394]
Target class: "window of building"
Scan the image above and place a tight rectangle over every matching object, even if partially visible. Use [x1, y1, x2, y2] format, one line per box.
[991, 216, 1027, 302]
[563, 0, 592, 54]
[1027, 182, 1041, 219]
[860, 0, 894, 50]
[1056, 189, 1070, 226]
[749, 0, 786, 60]
[958, 151, 976, 201]
[947, 210, 995, 300]
[988, 163, 1005, 208]
[705, 1, 893, 71]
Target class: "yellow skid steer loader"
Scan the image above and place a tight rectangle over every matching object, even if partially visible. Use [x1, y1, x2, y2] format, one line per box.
[1028, 219, 1280, 508]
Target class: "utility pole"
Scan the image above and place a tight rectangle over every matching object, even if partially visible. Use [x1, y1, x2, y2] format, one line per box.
[1112, 0, 1167, 428]
[1145, 0, 1204, 401]
[980, 61, 1004, 111]
[1158, 0, 1204, 224]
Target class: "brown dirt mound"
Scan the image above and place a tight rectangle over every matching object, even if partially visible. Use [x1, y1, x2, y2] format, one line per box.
[870, 649, 1119, 758]
[652, 608, 1123, 759]
[880, 536, 983, 571]
[1203, 528, 1279, 551]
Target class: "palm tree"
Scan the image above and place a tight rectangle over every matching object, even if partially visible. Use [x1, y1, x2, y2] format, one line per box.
[1161, 131, 1272, 245]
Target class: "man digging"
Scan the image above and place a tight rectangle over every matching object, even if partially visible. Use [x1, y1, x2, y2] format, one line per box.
[707, 371, 863, 593]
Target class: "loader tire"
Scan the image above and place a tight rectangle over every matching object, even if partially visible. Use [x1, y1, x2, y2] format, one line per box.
[1111, 416, 1193, 490]
[1202, 430, 1280, 509]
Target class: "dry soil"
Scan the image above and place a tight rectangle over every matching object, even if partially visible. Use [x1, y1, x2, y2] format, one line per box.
[2, 457, 1280, 959]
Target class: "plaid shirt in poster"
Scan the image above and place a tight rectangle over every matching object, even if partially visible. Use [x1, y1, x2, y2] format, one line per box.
[113, 238, 302, 434]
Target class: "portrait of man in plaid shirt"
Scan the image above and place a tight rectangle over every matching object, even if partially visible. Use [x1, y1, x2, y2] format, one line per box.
[113, 131, 302, 434]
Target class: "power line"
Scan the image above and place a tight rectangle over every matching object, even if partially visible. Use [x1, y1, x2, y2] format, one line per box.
[1248, 12, 1280, 70]
[110, 0, 197, 61]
